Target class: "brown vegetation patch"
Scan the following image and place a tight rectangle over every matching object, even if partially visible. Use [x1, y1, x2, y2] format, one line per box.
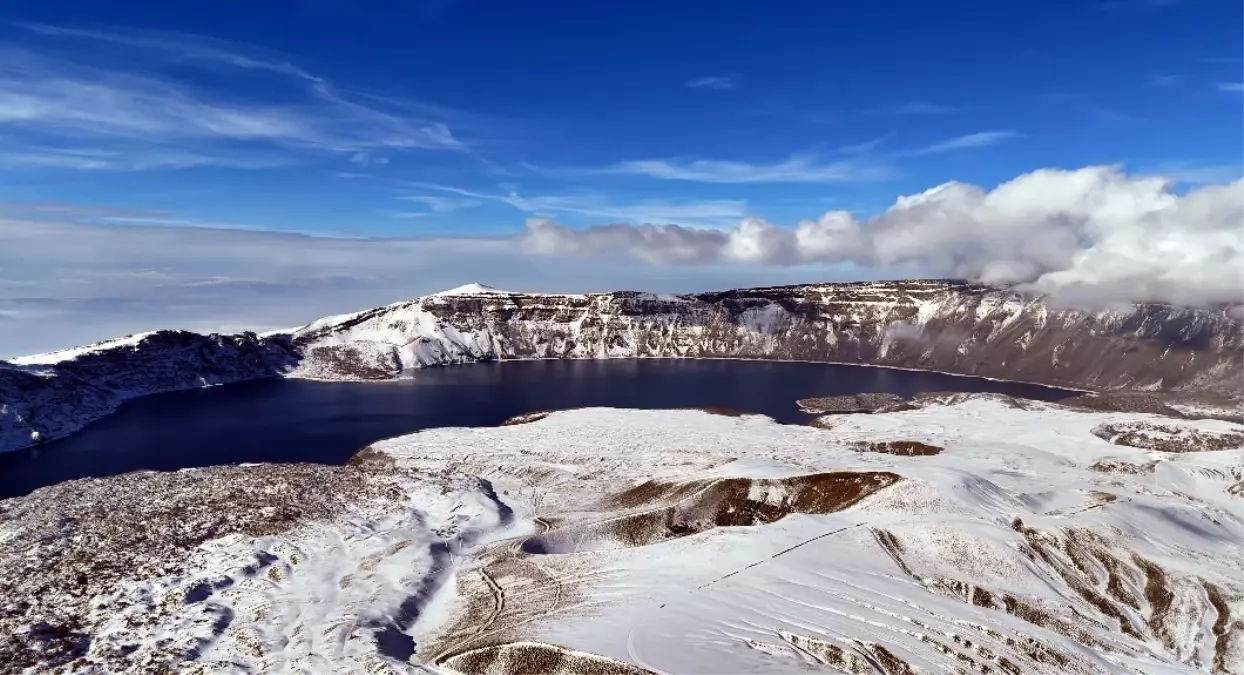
[501, 411, 553, 426]
[522, 471, 900, 554]
[1060, 393, 1184, 417]
[781, 632, 914, 675]
[302, 343, 397, 380]
[600, 478, 710, 511]
[1204, 582, 1243, 675]
[872, 528, 915, 578]
[1090, 459, 1158, 474]
[440, 641, 656, 675]
[1135, 556, 1176, 651]
[1092, 421, 1244, 453]
[1010, 520, 1139, 642]
[851, 440, 943, 456]
[797, 393, 906, 414]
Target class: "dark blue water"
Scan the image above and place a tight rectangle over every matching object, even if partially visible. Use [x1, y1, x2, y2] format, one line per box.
[0, 359, 1073, 499]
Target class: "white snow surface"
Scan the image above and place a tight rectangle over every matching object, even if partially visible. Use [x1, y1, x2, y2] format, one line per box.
[429, 283, 513, 297]
[362, 398, 1244, 674]
[10, 332, 158, 366]
[7, 397, 1244, 674]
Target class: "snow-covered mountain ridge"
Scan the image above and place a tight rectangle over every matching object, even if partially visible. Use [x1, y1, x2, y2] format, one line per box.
[287, 278, 1241, 393]
[2, 279, 1240, 454]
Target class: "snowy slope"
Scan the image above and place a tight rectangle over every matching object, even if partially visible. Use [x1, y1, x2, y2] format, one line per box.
[2, 396, 1240, 674]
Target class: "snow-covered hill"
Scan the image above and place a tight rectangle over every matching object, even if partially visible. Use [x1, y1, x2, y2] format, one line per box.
[0, 331, 297, 454]
[3, 396, 1240, 673]
[2, 279, 1240, 454]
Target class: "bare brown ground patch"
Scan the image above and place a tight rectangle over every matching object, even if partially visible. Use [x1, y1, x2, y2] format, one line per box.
[522, 471, 901, 554]
[1059, 393, 1184, 417]
[301, 343, 397, 380]
[440, 641, 657, 675]
[1135, 555, 1177, 652]
[797, 392, 906, 414]
[1204, 582, 1244, 675]
[1092, 421, 1244, 453]
[781, 631, 916, 675]
[600, 478, 711, 511]
[1011, 519, 1142, 640]
[851, 440, 943, 456]
[501, 411, 554, 426]
[422, 547, 594, 666]
[1090, 459, 1158, 475]
[872, 528, 915, 578]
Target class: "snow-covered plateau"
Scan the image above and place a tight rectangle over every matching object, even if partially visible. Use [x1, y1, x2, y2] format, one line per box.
[2, 279, 1241, 454]
[2, 395, 1241, 674]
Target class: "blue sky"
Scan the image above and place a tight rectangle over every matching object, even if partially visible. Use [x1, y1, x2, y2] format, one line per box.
[0, 0, 1240, 234]
[0, 0, 1241, 354]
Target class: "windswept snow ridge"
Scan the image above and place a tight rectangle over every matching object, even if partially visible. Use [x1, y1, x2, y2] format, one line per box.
[2, 396, 1240, 674]
[429, 283, 514, 297]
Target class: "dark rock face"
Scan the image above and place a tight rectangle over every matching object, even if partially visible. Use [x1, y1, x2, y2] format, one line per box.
[0, 332, 298, 453]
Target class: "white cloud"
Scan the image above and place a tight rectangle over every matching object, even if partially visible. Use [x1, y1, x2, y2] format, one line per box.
[396, 195, 481, 213]
[606, 154, 894, 184]
[685, 76, 737, 90]
[3, 166, 1237, 355]
[515, 166, 1244, 307]
[1146, 73, 1182, 87]
[900, 131, 1018, 156]
[0, 215, 828, 356]
[1218, 82, 1244, 92]
[349, 152, 390, 167]
[410, 182, 748, 228]
[0, 25, 469, 171]
[872, 102, 959, 115]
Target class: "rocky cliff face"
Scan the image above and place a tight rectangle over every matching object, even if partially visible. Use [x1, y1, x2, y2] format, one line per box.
[290, 279, 1243, 395]
[0, 331, 298, 454]
[2, 279, 1239, 455]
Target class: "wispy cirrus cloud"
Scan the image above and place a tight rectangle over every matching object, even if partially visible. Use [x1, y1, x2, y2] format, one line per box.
[869, 101, 959, 115]
[408, 182, 747, 228]
[0, 24, 474, 171]
[685, 76, 737, 90]
[561, 131, 1010, 186]
[1146, 73, 1182, 87]
[898, 130, 1019, 157]
[1218, 82, 1244, 92]
[396, 195, 482, 213]
[605, 154, 894, 184]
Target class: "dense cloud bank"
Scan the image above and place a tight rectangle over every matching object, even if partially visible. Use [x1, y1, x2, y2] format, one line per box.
[522, 166, 1244, 306]
[2, 165, 1239, 355]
